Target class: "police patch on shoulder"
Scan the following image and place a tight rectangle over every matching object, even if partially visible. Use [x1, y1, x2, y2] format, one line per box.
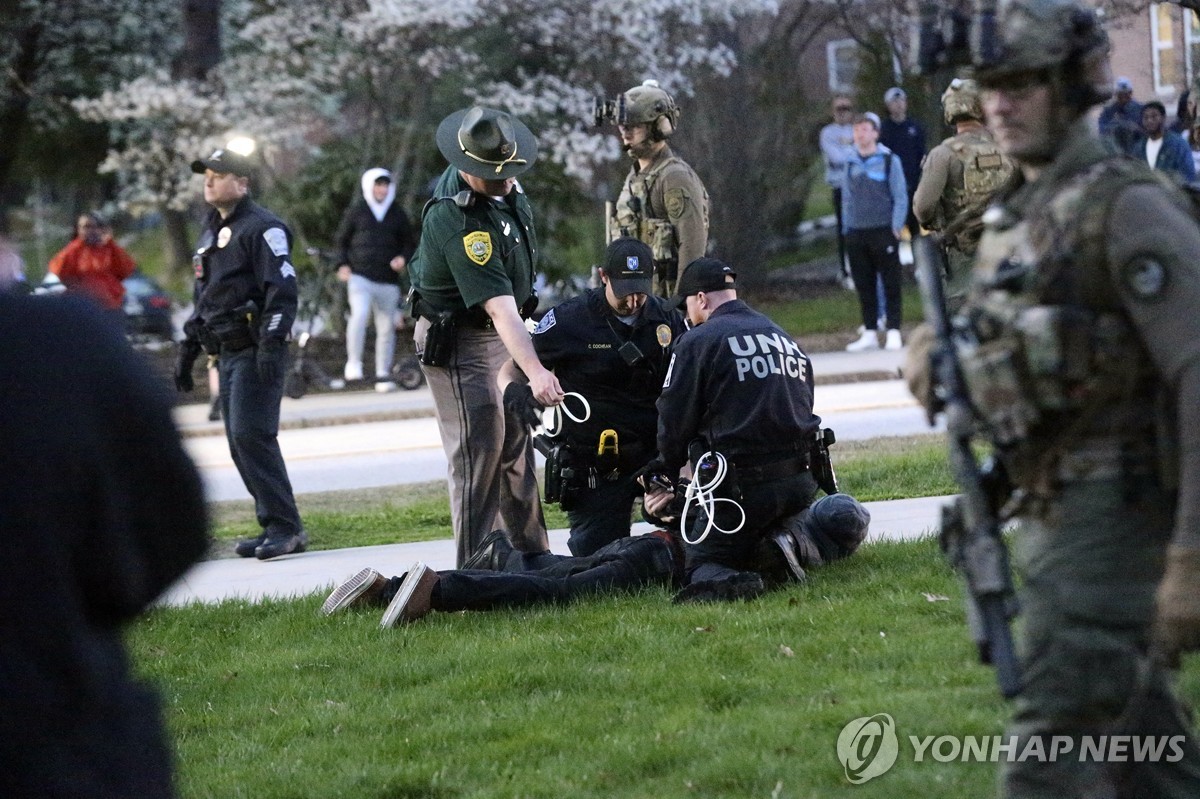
[664, 187, 687, 219]
[263, 227, 289, 256]
[463, 231, 492, 265]
[533, 308, 556, 334]
[1123, 256, 1168, 301]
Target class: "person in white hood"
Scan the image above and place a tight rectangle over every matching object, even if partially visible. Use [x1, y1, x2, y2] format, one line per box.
[334, 168, 418, 391]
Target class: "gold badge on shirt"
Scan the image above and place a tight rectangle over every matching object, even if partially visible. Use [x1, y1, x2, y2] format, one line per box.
[656, 324, 672, 348]
[217, 227, 232, 248]
[463, 231, 492, 265]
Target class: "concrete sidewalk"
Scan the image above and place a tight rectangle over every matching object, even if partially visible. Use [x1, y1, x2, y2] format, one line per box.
[173, 346, 905, 437]
[157, 494, 949, 607]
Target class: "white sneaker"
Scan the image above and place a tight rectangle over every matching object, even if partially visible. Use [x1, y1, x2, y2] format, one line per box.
[374, 380, 398, 393]
[846, 330, 880, 352]
[344, 362, 364, 381]
[885, 329, 903, 350]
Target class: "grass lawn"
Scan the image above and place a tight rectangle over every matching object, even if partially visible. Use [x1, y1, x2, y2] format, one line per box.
[207, 434, 956, 554]
[135, 538, 1200, 798]
[133, 539, 990, 798]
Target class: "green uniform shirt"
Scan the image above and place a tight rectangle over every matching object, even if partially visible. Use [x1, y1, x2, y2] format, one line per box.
[409, 165, 538, 314]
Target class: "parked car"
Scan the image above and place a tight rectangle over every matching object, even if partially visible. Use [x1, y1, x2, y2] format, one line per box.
[121, 270, 174, 343]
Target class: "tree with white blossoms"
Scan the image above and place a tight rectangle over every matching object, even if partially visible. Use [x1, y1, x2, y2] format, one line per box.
[0, 0, 179, 232]
[77, 0, 789, 277]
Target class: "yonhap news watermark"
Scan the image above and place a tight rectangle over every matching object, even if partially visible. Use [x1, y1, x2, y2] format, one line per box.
[836, 713, 1187, 784]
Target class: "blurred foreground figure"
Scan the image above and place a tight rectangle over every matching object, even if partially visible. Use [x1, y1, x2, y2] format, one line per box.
[0, 292, 208, 798]
[907, 1, 1200, 795]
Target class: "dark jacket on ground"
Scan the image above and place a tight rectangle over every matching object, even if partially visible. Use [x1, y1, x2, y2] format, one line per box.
[0, 293, 209, 798]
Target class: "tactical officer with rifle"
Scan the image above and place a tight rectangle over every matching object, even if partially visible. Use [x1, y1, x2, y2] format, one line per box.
[407, 106, 560, 568]
[642, 258, 841, 602]
[912, 77, 1015, 307]
[176, 147, 306, 560]
[499, 237, 686, 557]
[908, 1, 1200, 794]
[597, 80, 710, 298]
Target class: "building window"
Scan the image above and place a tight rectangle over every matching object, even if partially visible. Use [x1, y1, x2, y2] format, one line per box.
[1186, 10, 1200, 88]
[827, 38, 859, 94]
[1152, 3, 1179, 95]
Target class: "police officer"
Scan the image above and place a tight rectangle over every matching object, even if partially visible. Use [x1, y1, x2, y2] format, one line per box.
[907, 1, 1200, 794]
[408, 106, 562, 568]
[646, 258, 823, 602]
[606, 80, 710, 298]
[175, 147, 305, 560]
[499, 237, 686, 557]
[912, 77, 1015, 305]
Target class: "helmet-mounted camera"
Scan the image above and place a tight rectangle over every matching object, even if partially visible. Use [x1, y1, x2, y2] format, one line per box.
[591, 80, 679, 141]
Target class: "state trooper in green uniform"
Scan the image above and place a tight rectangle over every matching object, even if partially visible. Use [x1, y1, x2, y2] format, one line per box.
[604, 80, 710, 298]
[912, 77, 1015, 306]
[408, 106, 564, 568]
[908, 1, 1200, 795]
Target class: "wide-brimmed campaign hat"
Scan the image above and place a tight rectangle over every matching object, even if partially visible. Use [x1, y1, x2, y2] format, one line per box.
[435, 106, 538, 180]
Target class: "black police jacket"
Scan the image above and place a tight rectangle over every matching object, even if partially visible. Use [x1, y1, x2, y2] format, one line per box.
[531, 288, 685, 467]
[188, 197, 298, 342]
[656, 299, 821, 474]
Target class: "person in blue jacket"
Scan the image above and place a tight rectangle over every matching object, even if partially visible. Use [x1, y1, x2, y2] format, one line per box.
[841, 113, 908, 353]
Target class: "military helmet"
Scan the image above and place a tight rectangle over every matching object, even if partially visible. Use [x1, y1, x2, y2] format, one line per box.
[974, 0, 1111, 107]
[942, 78, 983, 124]
[621, 80, 680, 140]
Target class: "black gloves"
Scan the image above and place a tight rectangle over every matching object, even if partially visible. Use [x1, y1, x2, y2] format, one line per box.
[503, 382, 543, 428]
[174, 340, 202, 392]
[257, 337, 288, 385]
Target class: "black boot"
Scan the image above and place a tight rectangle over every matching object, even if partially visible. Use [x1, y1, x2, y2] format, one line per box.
[234, 532, 266, 558]
[255, 529, 309, 560]
[207, 396, 221, 422]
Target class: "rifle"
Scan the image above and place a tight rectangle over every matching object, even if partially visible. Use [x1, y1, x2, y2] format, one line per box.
[913, 234, 1022, 700]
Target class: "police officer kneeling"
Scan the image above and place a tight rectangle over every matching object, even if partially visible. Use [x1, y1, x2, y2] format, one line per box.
[644, 258, 826, 602]
[500, 237, 686, 556]
[176, 147, 305, 560]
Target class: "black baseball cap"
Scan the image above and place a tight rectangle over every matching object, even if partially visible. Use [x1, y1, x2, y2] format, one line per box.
[604, 237, 654, 297]
[190, 148, 257, 178]
[670, 257, 737, 307]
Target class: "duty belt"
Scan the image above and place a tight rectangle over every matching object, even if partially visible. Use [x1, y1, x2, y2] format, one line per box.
[733, 453, 810, 485]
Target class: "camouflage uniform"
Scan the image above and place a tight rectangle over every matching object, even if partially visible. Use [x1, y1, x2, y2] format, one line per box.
[913, 79, 1015, 304]
[914, 2, 1200, 795]
[609, 83, 710, 297]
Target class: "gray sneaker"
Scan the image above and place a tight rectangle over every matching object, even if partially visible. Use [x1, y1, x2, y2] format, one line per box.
[380, 562, 439, 628]
[321, 568, 389, 616]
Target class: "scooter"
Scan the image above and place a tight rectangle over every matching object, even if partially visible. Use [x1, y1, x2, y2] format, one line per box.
[284, 248, 346, 399]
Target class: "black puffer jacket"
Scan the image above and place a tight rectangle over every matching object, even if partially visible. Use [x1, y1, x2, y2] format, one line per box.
[334, 200, 417, 285]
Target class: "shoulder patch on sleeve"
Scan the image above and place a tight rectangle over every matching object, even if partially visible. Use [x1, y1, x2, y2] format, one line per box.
[280, 261, 296, 279]
[1122, 256, 1169, 301]
[663, 187, 688, 219]
[463, 231, 492, 265]
[263, 227, 289, 257]
[533, 308, 556, 334]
